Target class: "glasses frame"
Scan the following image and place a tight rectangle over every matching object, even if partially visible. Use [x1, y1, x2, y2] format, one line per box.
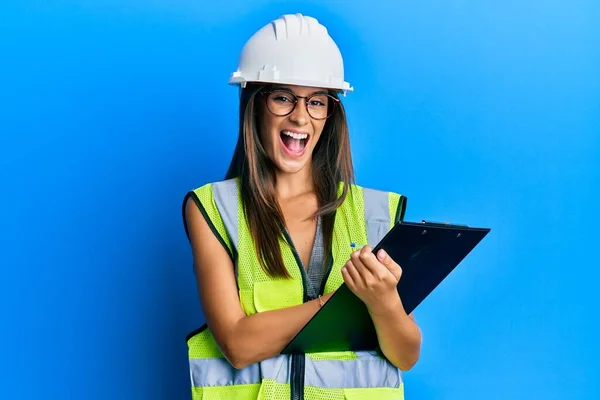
[260, 88, 340, 120]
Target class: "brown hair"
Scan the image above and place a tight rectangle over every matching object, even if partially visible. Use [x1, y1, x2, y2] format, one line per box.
[225, 83, 355, 278]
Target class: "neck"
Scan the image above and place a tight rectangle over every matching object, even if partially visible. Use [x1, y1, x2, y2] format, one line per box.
[274, 165, 314, 200]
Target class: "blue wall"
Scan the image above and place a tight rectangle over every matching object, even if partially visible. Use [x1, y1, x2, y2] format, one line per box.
[1, 1, 598, 399]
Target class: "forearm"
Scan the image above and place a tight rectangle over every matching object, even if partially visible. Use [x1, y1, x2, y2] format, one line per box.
[368, 293, 422, 371]
[224, 292, 334, 369]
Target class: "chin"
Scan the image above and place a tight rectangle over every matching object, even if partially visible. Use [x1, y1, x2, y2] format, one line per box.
[274, 158, 309, 175]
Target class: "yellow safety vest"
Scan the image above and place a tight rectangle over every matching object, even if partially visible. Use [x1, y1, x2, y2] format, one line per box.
[183, 178, 407, 400]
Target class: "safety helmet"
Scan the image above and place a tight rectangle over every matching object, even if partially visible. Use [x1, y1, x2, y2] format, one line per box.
[229, 13, 353, 94]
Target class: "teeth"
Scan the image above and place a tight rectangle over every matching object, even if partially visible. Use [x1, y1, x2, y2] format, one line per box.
[282, 130, 308, 140]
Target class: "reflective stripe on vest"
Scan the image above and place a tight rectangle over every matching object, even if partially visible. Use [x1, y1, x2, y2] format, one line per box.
[190, 351, 402, 389]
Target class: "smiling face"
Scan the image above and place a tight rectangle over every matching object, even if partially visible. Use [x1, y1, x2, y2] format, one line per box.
[257, 85, 337, 176]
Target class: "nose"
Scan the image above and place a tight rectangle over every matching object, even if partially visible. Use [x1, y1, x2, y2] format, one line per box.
[288, 98, 310, 125]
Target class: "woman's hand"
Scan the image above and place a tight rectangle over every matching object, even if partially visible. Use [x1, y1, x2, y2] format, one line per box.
[342, 245, 422, 370]
[341, 245, 404, 316]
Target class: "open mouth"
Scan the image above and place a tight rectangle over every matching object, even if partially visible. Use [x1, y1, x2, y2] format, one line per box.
[280, 130, 309, 154]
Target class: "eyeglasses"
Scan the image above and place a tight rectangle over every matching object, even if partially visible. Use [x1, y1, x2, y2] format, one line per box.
[261, 89, 339, 120]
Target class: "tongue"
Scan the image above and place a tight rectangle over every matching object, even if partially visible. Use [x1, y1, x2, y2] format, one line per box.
[283, 135, 305, 152]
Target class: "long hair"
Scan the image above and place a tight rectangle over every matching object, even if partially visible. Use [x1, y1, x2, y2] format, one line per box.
[225, 83, 355, 278]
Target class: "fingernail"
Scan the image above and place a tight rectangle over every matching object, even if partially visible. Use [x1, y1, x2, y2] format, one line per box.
[378, 249, 387, 260]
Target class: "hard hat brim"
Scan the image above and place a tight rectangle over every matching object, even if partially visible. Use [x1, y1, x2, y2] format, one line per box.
[229, 76, 353, 94]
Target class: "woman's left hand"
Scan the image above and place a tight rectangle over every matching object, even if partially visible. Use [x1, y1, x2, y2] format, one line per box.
[341, 245, 404, 316]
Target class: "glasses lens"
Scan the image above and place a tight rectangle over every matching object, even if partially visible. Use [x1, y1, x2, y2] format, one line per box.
[306, 94, 334, 119]
[266, 91, 296, 116]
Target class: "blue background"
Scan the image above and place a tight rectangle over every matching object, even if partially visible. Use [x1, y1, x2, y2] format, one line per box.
[1, 1, 598, 399]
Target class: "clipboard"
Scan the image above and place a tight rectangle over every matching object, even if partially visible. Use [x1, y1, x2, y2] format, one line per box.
[281, 220, 491, 354]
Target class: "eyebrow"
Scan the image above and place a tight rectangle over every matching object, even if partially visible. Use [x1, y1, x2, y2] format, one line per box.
[271, 86, 330, 96]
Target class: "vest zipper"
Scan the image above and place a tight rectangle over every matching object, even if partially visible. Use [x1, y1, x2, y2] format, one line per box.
[290, 353, 305, 400]
[318, 251, 334, 296]
[318, 210, 337, 296]
[280, 227, 308, 400]
[280, 228, 310, 302]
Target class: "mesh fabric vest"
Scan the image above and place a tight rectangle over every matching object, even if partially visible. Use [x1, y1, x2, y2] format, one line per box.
[183, 178, 407, 400]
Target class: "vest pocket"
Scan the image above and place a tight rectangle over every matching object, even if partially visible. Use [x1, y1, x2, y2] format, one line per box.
[199, 383, 261, 399]
[253, 279, 304, 312]
[343, 386, 404, 400]
[239, 289, 256, 315]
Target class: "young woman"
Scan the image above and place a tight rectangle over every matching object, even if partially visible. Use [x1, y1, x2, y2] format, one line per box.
[183, 13, 422, 400]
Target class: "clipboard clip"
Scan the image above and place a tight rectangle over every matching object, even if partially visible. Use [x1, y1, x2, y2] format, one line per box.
[421, 220, 469, 228]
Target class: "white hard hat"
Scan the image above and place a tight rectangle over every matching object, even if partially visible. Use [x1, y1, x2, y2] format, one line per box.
[229, 13, 353, 93]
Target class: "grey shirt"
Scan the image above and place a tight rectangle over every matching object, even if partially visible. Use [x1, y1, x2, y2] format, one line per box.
[305, 216, 326, 300]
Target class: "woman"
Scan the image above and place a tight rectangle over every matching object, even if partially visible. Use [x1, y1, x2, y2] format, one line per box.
[182, 13, 422, 400]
